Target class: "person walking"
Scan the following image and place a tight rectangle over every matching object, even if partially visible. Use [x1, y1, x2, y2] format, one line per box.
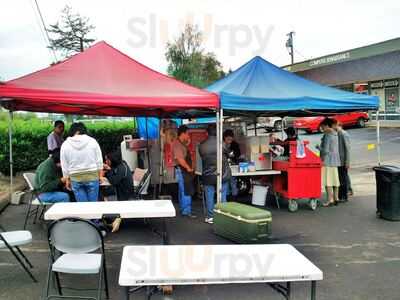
[333, 120, 351, 202]
[318, 118, 341, 207]
[60, 122, 103, 202]
[47, 120, 65, 154]
[172, 125, 196, 217]
[199, 125, 231, 224]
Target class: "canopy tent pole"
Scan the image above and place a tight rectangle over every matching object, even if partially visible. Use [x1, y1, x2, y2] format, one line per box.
[158, 119, 164, 195]
[376, 110, 381, 165]
[216, 109, 223, 204]
[8, 110, 13, 202]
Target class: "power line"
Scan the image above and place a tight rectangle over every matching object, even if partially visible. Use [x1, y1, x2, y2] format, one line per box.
[31, 0, 57, 63]
[294, 48, 308, 61]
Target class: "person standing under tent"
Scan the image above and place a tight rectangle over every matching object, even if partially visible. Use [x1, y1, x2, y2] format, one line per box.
[318, 118, 341, 207]
[199, 125, 231, 224]
[333, 120, 351, 202]
[172, 125, 196, 218]
[47, 120, 65, 154]
[61, 122, 103, 202]
[223, 129, 240, 198]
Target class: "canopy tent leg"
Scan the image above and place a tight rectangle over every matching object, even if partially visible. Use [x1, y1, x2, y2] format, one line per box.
[8, 110, 13, 202]
[158, 119, 164, 195]
[144, 117, 156, 199]
[216, 109, 223, 204]
[376, 110, 381, 165]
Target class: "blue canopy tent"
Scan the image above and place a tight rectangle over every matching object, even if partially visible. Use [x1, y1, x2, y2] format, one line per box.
[205, 56, 380, 202]
[207, 56, 378, 116]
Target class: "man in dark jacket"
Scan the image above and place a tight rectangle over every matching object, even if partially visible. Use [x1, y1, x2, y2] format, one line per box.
[34, 149, 70, 203]
[333, 120, 351, 202]
[199, 125, 231, 224]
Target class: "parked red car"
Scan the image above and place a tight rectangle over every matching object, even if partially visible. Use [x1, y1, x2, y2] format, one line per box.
[293, 112, 369, 133]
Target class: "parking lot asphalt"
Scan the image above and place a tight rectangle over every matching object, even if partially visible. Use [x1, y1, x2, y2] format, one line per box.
[1, 127, 400, 300]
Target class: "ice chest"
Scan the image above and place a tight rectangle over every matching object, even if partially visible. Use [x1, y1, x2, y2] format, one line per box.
[213, 202, 272, 243]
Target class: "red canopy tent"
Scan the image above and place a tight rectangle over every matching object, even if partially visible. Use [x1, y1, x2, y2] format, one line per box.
[0, 41, 218, 117]
[0, 41, 220, 200]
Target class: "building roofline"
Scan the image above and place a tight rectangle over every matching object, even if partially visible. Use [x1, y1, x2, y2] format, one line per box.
[283, 37, 400, 72]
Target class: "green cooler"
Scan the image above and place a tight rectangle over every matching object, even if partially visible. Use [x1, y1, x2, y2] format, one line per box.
[213, 202, 272, 243]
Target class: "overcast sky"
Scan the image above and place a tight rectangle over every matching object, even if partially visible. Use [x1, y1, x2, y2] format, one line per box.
[1, 0, 400, 81]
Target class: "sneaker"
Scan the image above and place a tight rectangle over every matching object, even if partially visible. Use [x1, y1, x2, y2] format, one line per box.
[205, 218, 214, 224]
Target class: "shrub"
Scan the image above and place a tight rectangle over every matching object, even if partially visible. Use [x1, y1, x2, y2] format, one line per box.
[0, 119, 137, 175]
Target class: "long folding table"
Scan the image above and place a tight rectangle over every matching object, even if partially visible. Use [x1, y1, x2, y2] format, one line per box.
[44, 200, 176, 244]
[119, 244, 323, 300]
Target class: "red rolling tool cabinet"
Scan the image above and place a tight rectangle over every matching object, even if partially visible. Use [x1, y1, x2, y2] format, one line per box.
[273, 141, 322, 212]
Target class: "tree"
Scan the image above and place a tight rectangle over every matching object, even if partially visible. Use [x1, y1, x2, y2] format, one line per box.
[47, 6, 95, 58]
[165, 24, 225, 88]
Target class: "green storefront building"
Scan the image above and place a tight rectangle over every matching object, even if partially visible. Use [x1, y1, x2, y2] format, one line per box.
[284, 37, 400, 119]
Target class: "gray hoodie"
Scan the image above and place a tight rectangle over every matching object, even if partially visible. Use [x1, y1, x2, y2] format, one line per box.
[60, 134, 103, 177]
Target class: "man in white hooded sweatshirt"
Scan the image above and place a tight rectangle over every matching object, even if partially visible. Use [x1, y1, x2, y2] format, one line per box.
[61, 122, 103, 202]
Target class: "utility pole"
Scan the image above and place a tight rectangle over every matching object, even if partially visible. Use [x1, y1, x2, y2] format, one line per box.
[286, 31, 295, 65]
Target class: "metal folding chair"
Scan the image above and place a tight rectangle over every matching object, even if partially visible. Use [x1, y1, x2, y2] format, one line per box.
[0, 224, 37, 282]
[133, 168, 151, 199]
[45, 218, 109, 300]
[23, 173, 52, 229]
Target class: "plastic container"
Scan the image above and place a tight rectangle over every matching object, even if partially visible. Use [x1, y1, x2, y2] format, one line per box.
[252, 185, 269, 206]
[248, 161, 256, 172]
[239, 162, 249, 173]
[373, 165, 400, 221]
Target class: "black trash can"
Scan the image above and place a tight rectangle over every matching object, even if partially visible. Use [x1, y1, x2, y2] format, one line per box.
[373, 165, 400, 221]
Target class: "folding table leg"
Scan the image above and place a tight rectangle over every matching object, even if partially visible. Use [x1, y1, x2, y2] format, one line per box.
[123, 286, 130, 300]
[162, 219, 169, 245]
[311, 281, 316, 300]
[286, 282, 291, 299]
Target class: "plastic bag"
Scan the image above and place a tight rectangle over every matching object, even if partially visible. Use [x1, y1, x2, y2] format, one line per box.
[296, 139, 306, 159]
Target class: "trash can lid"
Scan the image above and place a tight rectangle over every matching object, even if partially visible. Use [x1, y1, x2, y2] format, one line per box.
[373, 165, 400, 173]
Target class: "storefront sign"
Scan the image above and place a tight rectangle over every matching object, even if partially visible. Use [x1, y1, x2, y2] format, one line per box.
[384, 79, 399, 88]
[309, 52, 350, 67]
[370, 81, 384, 89]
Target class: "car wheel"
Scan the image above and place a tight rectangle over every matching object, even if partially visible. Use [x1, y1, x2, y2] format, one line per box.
[274, 120, 283, 131]
[357, 118, 366, 128]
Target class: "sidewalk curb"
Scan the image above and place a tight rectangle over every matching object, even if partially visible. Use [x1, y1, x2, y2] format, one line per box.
[367, 122, 400, 128]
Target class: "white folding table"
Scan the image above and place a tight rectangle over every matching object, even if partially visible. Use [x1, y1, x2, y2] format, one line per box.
[119, 244, 323, 300]
[44, 200, 176, 244]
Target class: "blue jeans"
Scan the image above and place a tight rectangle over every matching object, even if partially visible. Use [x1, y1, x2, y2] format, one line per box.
[229, 176, 238, 197]
[175, 168, 192, 215]
[71, 180, 99, 202]
[204, 182, 228, 218]
[39, 192, 70, 203]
